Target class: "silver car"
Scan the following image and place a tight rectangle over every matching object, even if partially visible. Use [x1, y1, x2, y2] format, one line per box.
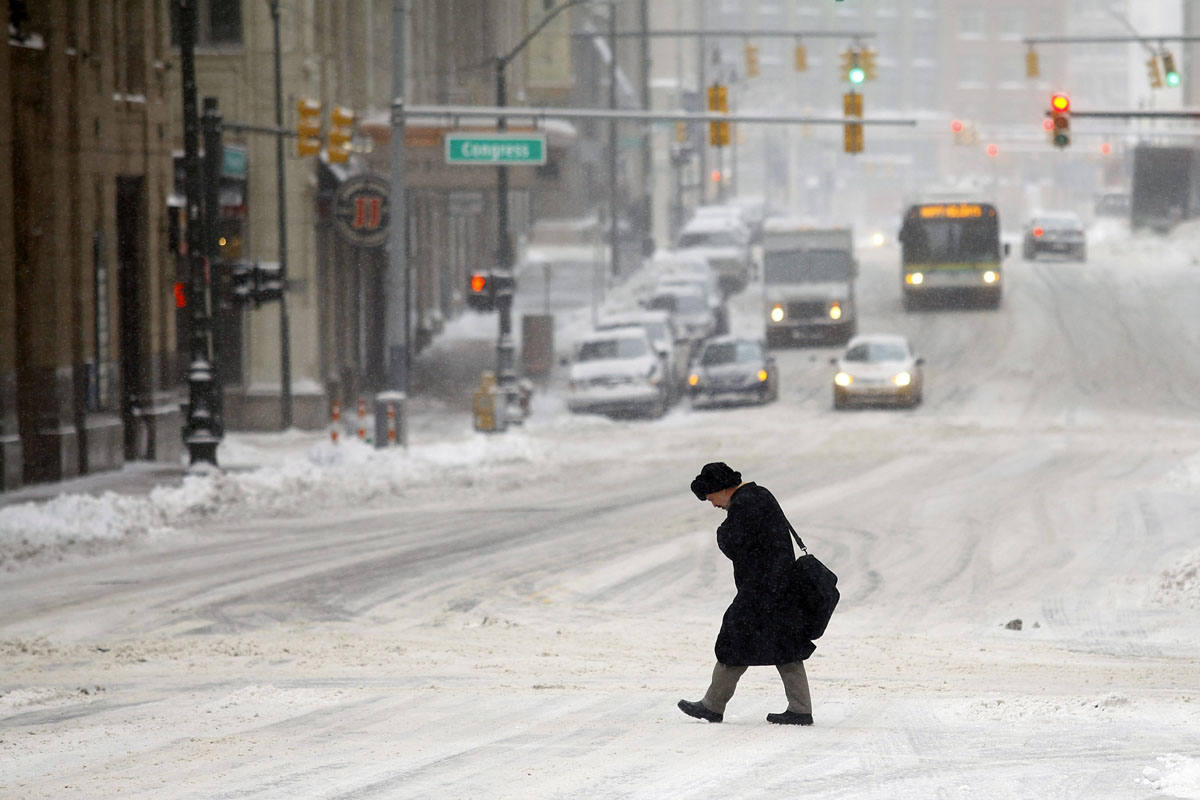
[831, 333, 924, 409]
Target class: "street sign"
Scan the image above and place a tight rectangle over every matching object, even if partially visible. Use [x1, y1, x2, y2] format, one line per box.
[444, 133, 547, 165]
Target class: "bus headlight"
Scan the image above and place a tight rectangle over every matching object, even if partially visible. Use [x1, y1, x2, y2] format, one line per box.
[828, 303, 842, 320]
[770, 305, 785, 323]
[834, 371, 853, 387]
[892, 371, 912, 387]
[906, 272, 924, 285]
[983, 270, 998, 284]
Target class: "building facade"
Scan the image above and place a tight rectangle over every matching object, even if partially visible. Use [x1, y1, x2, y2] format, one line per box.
[2, 0, 182, 490]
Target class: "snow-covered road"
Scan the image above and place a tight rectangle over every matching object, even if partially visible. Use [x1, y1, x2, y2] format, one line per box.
[3, 222, 1200, 798]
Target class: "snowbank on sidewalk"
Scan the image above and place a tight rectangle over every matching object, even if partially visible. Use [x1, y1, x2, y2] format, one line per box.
[0, 431, 545, 571]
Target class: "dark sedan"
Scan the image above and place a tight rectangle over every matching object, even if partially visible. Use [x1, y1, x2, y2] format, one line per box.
[688, 336, 778, 408]
[1022, 212, 1086, 262]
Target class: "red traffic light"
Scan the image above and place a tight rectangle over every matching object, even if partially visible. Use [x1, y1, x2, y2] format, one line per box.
[1051, 93, 1070, 112]
[470, 273, 488, 293]
[986, 143, 999, 157]
[950, 119, 964, 134]
[1100, 142, 1112, 155]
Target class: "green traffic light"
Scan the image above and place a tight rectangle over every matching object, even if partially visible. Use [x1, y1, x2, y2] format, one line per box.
[1166, 71, 1181, 87]
[849, 67, 865, 84]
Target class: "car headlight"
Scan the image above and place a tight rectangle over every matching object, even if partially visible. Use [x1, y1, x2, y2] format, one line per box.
[688, 373, 700, 387]
[892, 371, 912, 387]
[834, 371, 853, 387]
[770, 305, 785, 322]
[828, 303, 842, 320]
[906, 272, 924, 285]
[757, 369, 768, 383]
[983, 270, 998, 284]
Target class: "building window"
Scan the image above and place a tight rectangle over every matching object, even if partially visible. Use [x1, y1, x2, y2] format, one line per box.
[959, 7, 985, 39]
[169, 0, 243, 48]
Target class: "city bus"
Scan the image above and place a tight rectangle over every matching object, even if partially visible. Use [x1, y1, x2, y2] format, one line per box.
[898, 201, 1007, 309]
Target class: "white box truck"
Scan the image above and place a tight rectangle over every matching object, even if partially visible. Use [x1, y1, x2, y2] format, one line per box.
[761, 220, 857, 347]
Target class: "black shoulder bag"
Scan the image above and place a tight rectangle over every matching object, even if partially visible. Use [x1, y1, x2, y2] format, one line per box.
[783, 519, 840, 640]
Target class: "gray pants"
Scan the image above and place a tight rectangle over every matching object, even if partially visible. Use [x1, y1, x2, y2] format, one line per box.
[701, 661, 811, 714]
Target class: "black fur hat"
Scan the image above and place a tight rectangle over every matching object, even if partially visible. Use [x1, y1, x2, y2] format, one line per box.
[691, 462, 742, 500]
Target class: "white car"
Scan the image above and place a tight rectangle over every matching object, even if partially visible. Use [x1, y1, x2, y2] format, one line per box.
[567, 326, 668, 419]
[675, 217, 753, 296]
[647, 286, 716, 345]
[596, 309, 690, 400]
[831, 333, 924, 409]
[653, 272, 728, 336]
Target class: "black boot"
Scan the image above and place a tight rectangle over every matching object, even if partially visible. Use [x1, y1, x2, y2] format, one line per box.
[766, 710, 813, 725]
[677, 699, 723, 723]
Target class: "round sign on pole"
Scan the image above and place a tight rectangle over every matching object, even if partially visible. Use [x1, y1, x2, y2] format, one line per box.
[333, 173, 391, 247]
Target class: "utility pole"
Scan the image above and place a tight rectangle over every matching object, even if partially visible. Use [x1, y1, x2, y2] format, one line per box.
[268, 0, 293, 429]
[388, 0, 409, 399]
[608, 3, 619, 282]
[177, 0, 220, 466]
[697, 3, 707, 205]
[639, 0, 652, 254]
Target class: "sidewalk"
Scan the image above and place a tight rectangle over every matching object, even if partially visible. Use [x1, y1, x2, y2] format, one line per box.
[1, 328, 499, 508]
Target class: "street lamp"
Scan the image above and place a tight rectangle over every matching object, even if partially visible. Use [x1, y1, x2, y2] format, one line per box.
[493, 0, 622, 423]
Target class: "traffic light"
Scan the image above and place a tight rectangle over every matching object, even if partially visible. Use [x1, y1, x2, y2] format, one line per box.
[328, 105, 354, 164]
[843, 91, 863, 154]
[297, 98, 322, 157]
[1026, 48, 1040, 79]
[466, 272, 495, 312]
[707, 83, 729, 148]
[986, 143, 999, 158]
[253, 262, 284, 305]
[1162, 50, 1180, 87]
[794, 42, 808, 72]
[840, 48, 864, 84]
[860, 48, 877, 81]
[230, 262, 255, 304]
[1147, 55, 1164, 89]
[1050, 93, 1070, 148]
[950, 119, 964, 144]
[744, 43, 759, 78]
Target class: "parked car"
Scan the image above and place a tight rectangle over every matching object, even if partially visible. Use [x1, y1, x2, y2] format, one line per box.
[596, 309, 690, 401]
[688, 335, 778, 408]
[653, 271, 728, 335]
[1022, 212, 1087, 261]
[831, 333, 924, 409]
[676, 216, 754, 296]
[647, 286, 717, 345]
[566, 326, 668, 419]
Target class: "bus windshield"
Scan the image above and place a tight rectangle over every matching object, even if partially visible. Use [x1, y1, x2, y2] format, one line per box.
[901, 207, 1000, 263]
[764, 249, 853, 283]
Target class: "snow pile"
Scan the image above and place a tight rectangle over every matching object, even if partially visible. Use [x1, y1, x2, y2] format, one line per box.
[1140, 754, 1200, 798]
[0, 685, 103, 714]
[963, 692, 1134, 722]
[0, 431, 547, 570]
[1150, 546, 1200, 610]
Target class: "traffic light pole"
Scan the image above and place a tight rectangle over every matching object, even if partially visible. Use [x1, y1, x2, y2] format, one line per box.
[269, 0, 293, 430]
[201, 97, 224, 438]
[176, 0, 220, 466]
[492, 0, 604, 424]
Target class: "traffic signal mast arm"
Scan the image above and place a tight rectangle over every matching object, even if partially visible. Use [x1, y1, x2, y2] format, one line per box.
[404, 104, 917, 128]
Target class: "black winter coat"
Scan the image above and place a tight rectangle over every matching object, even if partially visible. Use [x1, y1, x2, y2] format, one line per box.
[714, 483, 816, 666]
